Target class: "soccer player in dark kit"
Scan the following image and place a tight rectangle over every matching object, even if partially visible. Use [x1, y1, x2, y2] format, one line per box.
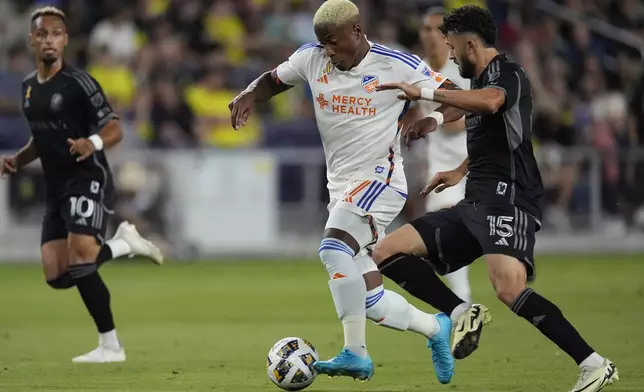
[372, 6, 618, 392]
[0, 6, 163, 363]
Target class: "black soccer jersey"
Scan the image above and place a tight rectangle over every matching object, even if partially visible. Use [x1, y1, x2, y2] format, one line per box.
[463, 54, 544, 221]
[21, 64, 117, 194]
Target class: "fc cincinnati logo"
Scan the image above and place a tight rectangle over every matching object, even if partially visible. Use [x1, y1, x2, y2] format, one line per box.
[361, 75, 379, 93]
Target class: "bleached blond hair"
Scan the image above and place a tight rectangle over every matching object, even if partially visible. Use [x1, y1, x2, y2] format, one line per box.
[31, 6, 66, 24]
[313, 0, 360, 29]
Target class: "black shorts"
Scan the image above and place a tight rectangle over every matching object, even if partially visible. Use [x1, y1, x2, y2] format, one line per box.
[410, 200, 538, 281]
[41, 179, 114, 245]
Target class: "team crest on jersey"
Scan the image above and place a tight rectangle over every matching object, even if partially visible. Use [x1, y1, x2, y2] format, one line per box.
[375, 166, 385, 174]
[361, 75, 379, 93]
[50, 93, 63, 112]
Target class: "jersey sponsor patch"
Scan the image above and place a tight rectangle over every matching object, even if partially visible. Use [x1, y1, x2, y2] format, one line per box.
[361, 75, 379, 93]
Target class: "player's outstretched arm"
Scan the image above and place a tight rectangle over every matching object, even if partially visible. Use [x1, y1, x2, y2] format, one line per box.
[229, 70, 293, 130]
[420, 158, 469, 197]
[377, 80, 505, 114]
[1, 137, 39, 177]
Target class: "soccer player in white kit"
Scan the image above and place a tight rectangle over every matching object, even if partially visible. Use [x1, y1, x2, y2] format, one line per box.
[419, 8, 472, 303]
[229, 0, 468, 384]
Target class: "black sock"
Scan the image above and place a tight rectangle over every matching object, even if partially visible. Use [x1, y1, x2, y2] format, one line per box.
[47, 272, 75, 289]
[378, 253, 465, 314]
[512, 288, 594, 365]
[69, 263, 115, 333]
[96, 245, 113, 266]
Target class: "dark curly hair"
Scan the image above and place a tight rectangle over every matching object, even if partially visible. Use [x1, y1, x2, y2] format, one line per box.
[439, 5, 497, 48]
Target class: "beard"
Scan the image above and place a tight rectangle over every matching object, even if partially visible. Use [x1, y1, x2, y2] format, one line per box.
[41, 54, 57, 65]
[458, 56, 476, 79]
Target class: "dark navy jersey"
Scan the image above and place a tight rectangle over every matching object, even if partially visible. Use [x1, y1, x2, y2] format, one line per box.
[21, 64, 116, 195]
[464, 54, 544, 221]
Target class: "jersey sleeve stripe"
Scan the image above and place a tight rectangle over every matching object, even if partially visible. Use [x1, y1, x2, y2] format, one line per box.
[22, 70, 37, 82]
[63, 71, 98, 96]
[295, 42, 323, 53]
[97, 112, 118, 128]
[372, 44, 421, 67]
[370, 48, 420, 69]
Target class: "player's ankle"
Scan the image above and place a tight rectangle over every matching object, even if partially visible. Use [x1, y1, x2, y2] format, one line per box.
[345, 344, 368, 358]
[450, 302, 470, 323]
[579, 352, 605, 369]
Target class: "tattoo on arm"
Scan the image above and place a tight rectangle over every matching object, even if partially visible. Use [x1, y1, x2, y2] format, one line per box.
[438, 79, 461, 91]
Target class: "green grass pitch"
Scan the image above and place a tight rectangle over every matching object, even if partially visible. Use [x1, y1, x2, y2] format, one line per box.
[0, 255, 643, 391]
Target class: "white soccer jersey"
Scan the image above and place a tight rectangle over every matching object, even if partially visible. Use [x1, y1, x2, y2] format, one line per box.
[276, 41, 447, 198]
[420, 57, 470, 172]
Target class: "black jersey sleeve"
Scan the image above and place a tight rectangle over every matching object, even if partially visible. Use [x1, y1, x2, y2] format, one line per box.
[483, 64, 521, 112]
[68, 71, 119, 129]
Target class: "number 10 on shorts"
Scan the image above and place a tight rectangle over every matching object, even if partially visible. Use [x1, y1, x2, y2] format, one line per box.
[70, 196, 95, 218]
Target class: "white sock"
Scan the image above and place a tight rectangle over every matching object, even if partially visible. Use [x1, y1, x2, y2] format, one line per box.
[450, 302, 470, 323]
[579, 352, 605, 369]
[319, 238, 367, 358]
[444, 266, 472, 303]
[106, 238, 132, 258]
[365, 285, 439, 339]
[99, 329, 120, 349]
[408, 306, 440, 339]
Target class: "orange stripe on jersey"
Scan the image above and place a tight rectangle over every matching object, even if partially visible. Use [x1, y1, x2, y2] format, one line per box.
[385, 147, 395, 185]
[349, 180, 372, 196]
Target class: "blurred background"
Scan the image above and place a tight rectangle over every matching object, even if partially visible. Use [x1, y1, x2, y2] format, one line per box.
[0, 0, 643, 259]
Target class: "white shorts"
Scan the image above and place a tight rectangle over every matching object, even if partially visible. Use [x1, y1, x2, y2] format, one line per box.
[325, 163, 407, 274]
[425, 167, 466, 212]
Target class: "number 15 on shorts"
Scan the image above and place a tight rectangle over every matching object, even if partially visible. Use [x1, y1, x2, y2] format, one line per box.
[487, 215, 514, 238]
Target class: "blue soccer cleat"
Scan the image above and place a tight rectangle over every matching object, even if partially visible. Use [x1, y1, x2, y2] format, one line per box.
[427, 313, 455, 384]
[312, 348, 374, 381]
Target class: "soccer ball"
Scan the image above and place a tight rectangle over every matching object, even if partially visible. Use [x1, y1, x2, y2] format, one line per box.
[266, 337, 319, 391]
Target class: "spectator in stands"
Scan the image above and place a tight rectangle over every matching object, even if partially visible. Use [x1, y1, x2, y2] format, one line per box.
[150, 75, 197, 148]
[184, 67, 260, 148]
[88, 4, 138, 64]
[0, 45, 31, 150]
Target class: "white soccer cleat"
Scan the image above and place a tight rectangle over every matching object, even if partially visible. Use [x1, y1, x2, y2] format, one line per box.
[71, 345, 126, 363]
[114, 221, 164, 265]
[570, 360, 618, 392]
[451, 304, 492, 359]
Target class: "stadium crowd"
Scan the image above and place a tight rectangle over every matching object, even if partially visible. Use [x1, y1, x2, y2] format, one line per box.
[0, 0, 643, 233]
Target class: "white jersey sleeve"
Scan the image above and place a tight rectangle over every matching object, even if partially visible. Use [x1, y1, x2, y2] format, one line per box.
[275, 42, 322, 86]
[399, 61, 446, 112]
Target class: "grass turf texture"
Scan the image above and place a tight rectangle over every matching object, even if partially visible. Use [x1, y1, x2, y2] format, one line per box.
[0, 255, 643, 391]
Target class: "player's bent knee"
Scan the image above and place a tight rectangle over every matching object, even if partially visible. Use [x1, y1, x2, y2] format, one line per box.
[372, 224, 427, 265]
[67, 234, 101, 264]
[47, 274, 75, 289]
[485, 254, 528, 306]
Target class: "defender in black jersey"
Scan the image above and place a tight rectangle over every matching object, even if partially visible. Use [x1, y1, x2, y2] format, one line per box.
[371, 6, 618, 392]
[0, 6, 162, 363]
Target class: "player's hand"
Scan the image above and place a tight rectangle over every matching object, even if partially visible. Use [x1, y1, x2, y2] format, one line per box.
[376, 82, 422, 101]
[0, 156, 17, 178]
[401, 116, 440, 149]
[228, 90, 255, 130]
[67, 138, 95, 162]
[421, 169, 465, 197]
